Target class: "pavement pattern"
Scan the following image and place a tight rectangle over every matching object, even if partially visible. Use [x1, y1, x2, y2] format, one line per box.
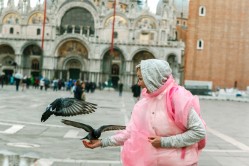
[0, 85, 249, 166]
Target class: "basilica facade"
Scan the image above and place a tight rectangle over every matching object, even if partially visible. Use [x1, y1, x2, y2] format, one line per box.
[0, 0, 184, 89]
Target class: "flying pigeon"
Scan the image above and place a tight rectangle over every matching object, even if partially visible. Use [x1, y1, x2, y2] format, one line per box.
[41, 98, 97, 122]
[61, 119, 126, 140]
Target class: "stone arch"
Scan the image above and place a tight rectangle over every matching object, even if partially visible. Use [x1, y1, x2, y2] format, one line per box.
[27, 12, 49, 25]
[62, 56, 86, 71]
[55, 1, 99, 27]
[59, 7, 95, 35]
[132, 50, 155, 72]
[57, 40, 88, 59]
[22, 44, 43, 77]
[100, 46, 126, 60]
[134, 15, 158, 29]
[133, 16, 158, 43]
[0, 44, 15, 55]
[101, 47, 125, 89]
[103, 13, 129, 28]
[61, 56, 87, 80]
[55, 39, 89, 80]
[2, 12, 21, 25]
[52, 35, 90, 57]
[131, 50, 155, 84]
[0, 44, 17, 79]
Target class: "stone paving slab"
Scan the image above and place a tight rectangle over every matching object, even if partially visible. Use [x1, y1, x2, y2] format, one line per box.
[1, 85, 249, 165]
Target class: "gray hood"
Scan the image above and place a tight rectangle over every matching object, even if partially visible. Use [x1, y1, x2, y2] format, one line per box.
[140, 59, 172, 93]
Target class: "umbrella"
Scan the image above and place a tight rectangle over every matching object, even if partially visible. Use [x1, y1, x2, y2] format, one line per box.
[14, 73, 23, 79]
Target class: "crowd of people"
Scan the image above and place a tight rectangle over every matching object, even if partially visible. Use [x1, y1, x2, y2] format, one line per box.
[0, 59, 207, 165]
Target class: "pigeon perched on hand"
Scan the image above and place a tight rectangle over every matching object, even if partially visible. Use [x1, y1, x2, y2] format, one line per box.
[41, 98, 97, 122]
[61, 119, 126, 140]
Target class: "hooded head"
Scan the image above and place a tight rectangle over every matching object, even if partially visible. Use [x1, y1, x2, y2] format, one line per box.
[139, 59, 172, 93]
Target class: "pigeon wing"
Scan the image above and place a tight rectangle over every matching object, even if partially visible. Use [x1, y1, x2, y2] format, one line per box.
[55, 98, 97, 117]
[99, 125, 126, 133]
[61, 119, 93, 132]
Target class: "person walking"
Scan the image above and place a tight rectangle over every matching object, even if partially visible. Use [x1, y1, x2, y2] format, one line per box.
[74, 80, 83, 100]
[131, 83, 141, 102]
[0, 74, 4, 88]
[118, 81, 124, 97]
[83, 59, 206, 166]
[81, 81, 86, 101]
[15, 78, 21, 91]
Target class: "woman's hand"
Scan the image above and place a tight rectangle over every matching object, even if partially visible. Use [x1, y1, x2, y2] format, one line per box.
[148, 136, 161, 148]
[82, 139, 102, 149]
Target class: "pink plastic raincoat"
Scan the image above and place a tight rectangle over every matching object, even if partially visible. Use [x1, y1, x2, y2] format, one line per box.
[114, 76, 200, 166]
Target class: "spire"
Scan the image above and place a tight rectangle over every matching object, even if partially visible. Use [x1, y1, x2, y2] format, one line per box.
[17, 0, 23, 10]
[7, 0, 15, 7]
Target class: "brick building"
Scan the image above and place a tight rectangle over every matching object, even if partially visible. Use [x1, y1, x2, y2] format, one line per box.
[185, 0, 249, 90]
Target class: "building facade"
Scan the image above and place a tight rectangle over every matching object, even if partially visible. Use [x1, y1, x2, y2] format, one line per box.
[0, 0, 184, 89]
[157, 0, 189, 85]
[185, 0, 249, 90]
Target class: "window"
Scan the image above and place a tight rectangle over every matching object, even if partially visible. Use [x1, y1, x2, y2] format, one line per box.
[197, 39, 204, 50]
[9, 27, 14, 34]
[32, 59, 40, 70]
[61, 7, 95, 35]
[37, 28, 41, 35]
[199, 6, 206, 16]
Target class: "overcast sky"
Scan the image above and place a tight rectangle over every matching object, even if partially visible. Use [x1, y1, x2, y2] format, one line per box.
[4, 0, 160, 13]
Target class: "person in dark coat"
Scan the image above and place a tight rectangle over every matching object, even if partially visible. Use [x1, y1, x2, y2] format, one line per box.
[118, 82, 124, 96]
[15, 78, 21, 91]
[74, 80, 83, 100]
[131, 83, 141, 102]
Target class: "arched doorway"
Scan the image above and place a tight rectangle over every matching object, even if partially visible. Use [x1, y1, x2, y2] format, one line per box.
[65, 59, 82, 80]
[132, 51, 155, 84]
[0, 45, 15, 84]
[22, 44, 42, 77]
[57, 40, 88, 81]
[102, 49, 125, 89]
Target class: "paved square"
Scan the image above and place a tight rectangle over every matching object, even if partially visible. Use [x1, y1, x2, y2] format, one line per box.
[0, 86, 249, 165]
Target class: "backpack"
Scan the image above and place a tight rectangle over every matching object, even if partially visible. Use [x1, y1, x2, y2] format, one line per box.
[166, 86, 207, 154]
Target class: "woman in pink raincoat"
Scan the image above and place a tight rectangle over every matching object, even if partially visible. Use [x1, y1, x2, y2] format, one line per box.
[83, 59, 206, 166]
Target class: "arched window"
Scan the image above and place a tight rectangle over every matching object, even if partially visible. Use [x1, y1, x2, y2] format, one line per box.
[9, 27, 14, 34]
[32, 59, 40, 70]
[37, 28, 41, 35]
[61, 7, 95, 35]
[197, 39, 204, 50]
[199, 6, 206, 16]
